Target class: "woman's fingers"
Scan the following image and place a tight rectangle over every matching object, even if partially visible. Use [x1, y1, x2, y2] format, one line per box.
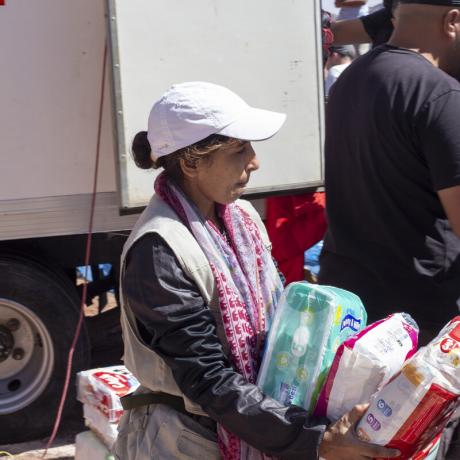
[319, 403, 401, 460]
[350, 409, 401, 458]
[348, 403, 369, 423]
[354, 442, 401, 458]
[347, 430, 400, 459]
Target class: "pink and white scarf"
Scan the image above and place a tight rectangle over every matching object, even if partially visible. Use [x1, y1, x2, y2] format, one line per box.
[155, 173, 283, 459]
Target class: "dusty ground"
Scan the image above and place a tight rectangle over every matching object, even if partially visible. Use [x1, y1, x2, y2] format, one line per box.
[0, 407, 83, 459]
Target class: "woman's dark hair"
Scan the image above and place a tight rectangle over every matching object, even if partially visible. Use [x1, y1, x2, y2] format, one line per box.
[132, 131, 154, 169]
[131, 131, 241, 182]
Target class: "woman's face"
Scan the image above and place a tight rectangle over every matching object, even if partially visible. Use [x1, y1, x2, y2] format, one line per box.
[194, 140, 260, 205]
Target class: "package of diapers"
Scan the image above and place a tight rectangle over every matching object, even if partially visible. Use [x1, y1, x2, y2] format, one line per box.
[83, 403, 119, 448]
[257, 282, 367, 412]
[356, 316, 460, 459]
[77, 365, 139, 423]
[75, 430, 114, 460]
[315, 313, 419, 422]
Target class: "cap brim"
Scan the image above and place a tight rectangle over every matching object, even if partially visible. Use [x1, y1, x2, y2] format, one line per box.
[217, 107, 286, 141]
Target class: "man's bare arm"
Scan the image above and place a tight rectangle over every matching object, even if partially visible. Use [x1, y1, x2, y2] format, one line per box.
[331, 19, 371, 45]
[438, 185, 460, 238]
[335, 0, 368, 7]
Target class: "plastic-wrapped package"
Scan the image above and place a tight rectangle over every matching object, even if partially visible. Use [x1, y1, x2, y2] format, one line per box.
[356, 316, 460, 460]
[304, 240, 323, 278]
[315, 313, 419, 422]
[83, 403, 119, 448]
[257, 282, 367, 412]
[75, 430, 114, 460]
[410, 434, 441, 460]
[77, 365, 139, 424]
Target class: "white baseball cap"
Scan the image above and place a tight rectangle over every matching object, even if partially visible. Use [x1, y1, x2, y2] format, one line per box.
[147, 81, 286, 160]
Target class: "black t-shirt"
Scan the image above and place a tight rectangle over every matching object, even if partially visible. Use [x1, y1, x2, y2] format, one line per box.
[319, 45, 460, 330]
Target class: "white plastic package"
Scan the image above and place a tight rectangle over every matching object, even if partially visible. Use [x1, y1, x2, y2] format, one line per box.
[77, 365, 139, 424]
[83, 403, 119, 448]
[75, 430, 114, 460]
[315, 313, 419, 422]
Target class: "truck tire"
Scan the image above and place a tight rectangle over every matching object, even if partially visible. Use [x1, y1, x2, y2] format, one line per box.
[0, 255, 91, 443]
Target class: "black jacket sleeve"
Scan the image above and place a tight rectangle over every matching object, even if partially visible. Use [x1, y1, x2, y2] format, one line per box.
[360, 8, 393, 47]
[122, 233, 328, 460]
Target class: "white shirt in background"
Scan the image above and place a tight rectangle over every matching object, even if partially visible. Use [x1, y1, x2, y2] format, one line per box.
[337, 5, 369, 20]
[325, 63, 351, 96]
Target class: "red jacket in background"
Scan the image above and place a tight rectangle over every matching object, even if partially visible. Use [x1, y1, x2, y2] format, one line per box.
[266, 192, 327, 284]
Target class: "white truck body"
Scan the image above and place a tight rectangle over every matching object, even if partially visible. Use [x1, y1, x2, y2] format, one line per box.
[108, 0, 325, 209]
[0, 0, 138, 241]
[0, 0, 324, 239]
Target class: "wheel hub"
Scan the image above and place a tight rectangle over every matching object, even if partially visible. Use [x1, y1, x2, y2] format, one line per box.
[0, 325, 14, 362]
[0, 299, 54, 414]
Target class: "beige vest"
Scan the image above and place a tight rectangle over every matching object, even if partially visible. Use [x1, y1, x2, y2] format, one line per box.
[119, 194, 270, 416]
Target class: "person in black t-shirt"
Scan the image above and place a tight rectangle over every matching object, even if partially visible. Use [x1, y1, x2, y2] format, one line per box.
[331, 0, 396, 48]
[321, 6, 460, 454]
[319, 0, 460, 341]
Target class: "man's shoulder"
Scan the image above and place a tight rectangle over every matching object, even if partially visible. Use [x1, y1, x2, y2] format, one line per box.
[407, 62, 460, 107]
[378, 47, 460, 88]
[353, 47, 460, 99]
[413, 59, 460, 88]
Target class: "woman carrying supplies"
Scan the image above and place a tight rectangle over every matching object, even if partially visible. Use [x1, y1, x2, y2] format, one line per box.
[113, 81, 400, 460]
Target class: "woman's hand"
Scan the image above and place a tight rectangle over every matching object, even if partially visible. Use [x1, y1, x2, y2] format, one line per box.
[319, 404, 401, 460]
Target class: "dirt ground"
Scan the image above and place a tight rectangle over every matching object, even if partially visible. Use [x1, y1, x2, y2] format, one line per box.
[0, 407, 84, 459]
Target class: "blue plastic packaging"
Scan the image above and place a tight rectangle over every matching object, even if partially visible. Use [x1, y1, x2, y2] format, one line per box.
[257, 282, 367, 412]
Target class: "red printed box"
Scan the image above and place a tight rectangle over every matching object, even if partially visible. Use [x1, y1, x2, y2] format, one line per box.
[356, 316, 460, 459]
